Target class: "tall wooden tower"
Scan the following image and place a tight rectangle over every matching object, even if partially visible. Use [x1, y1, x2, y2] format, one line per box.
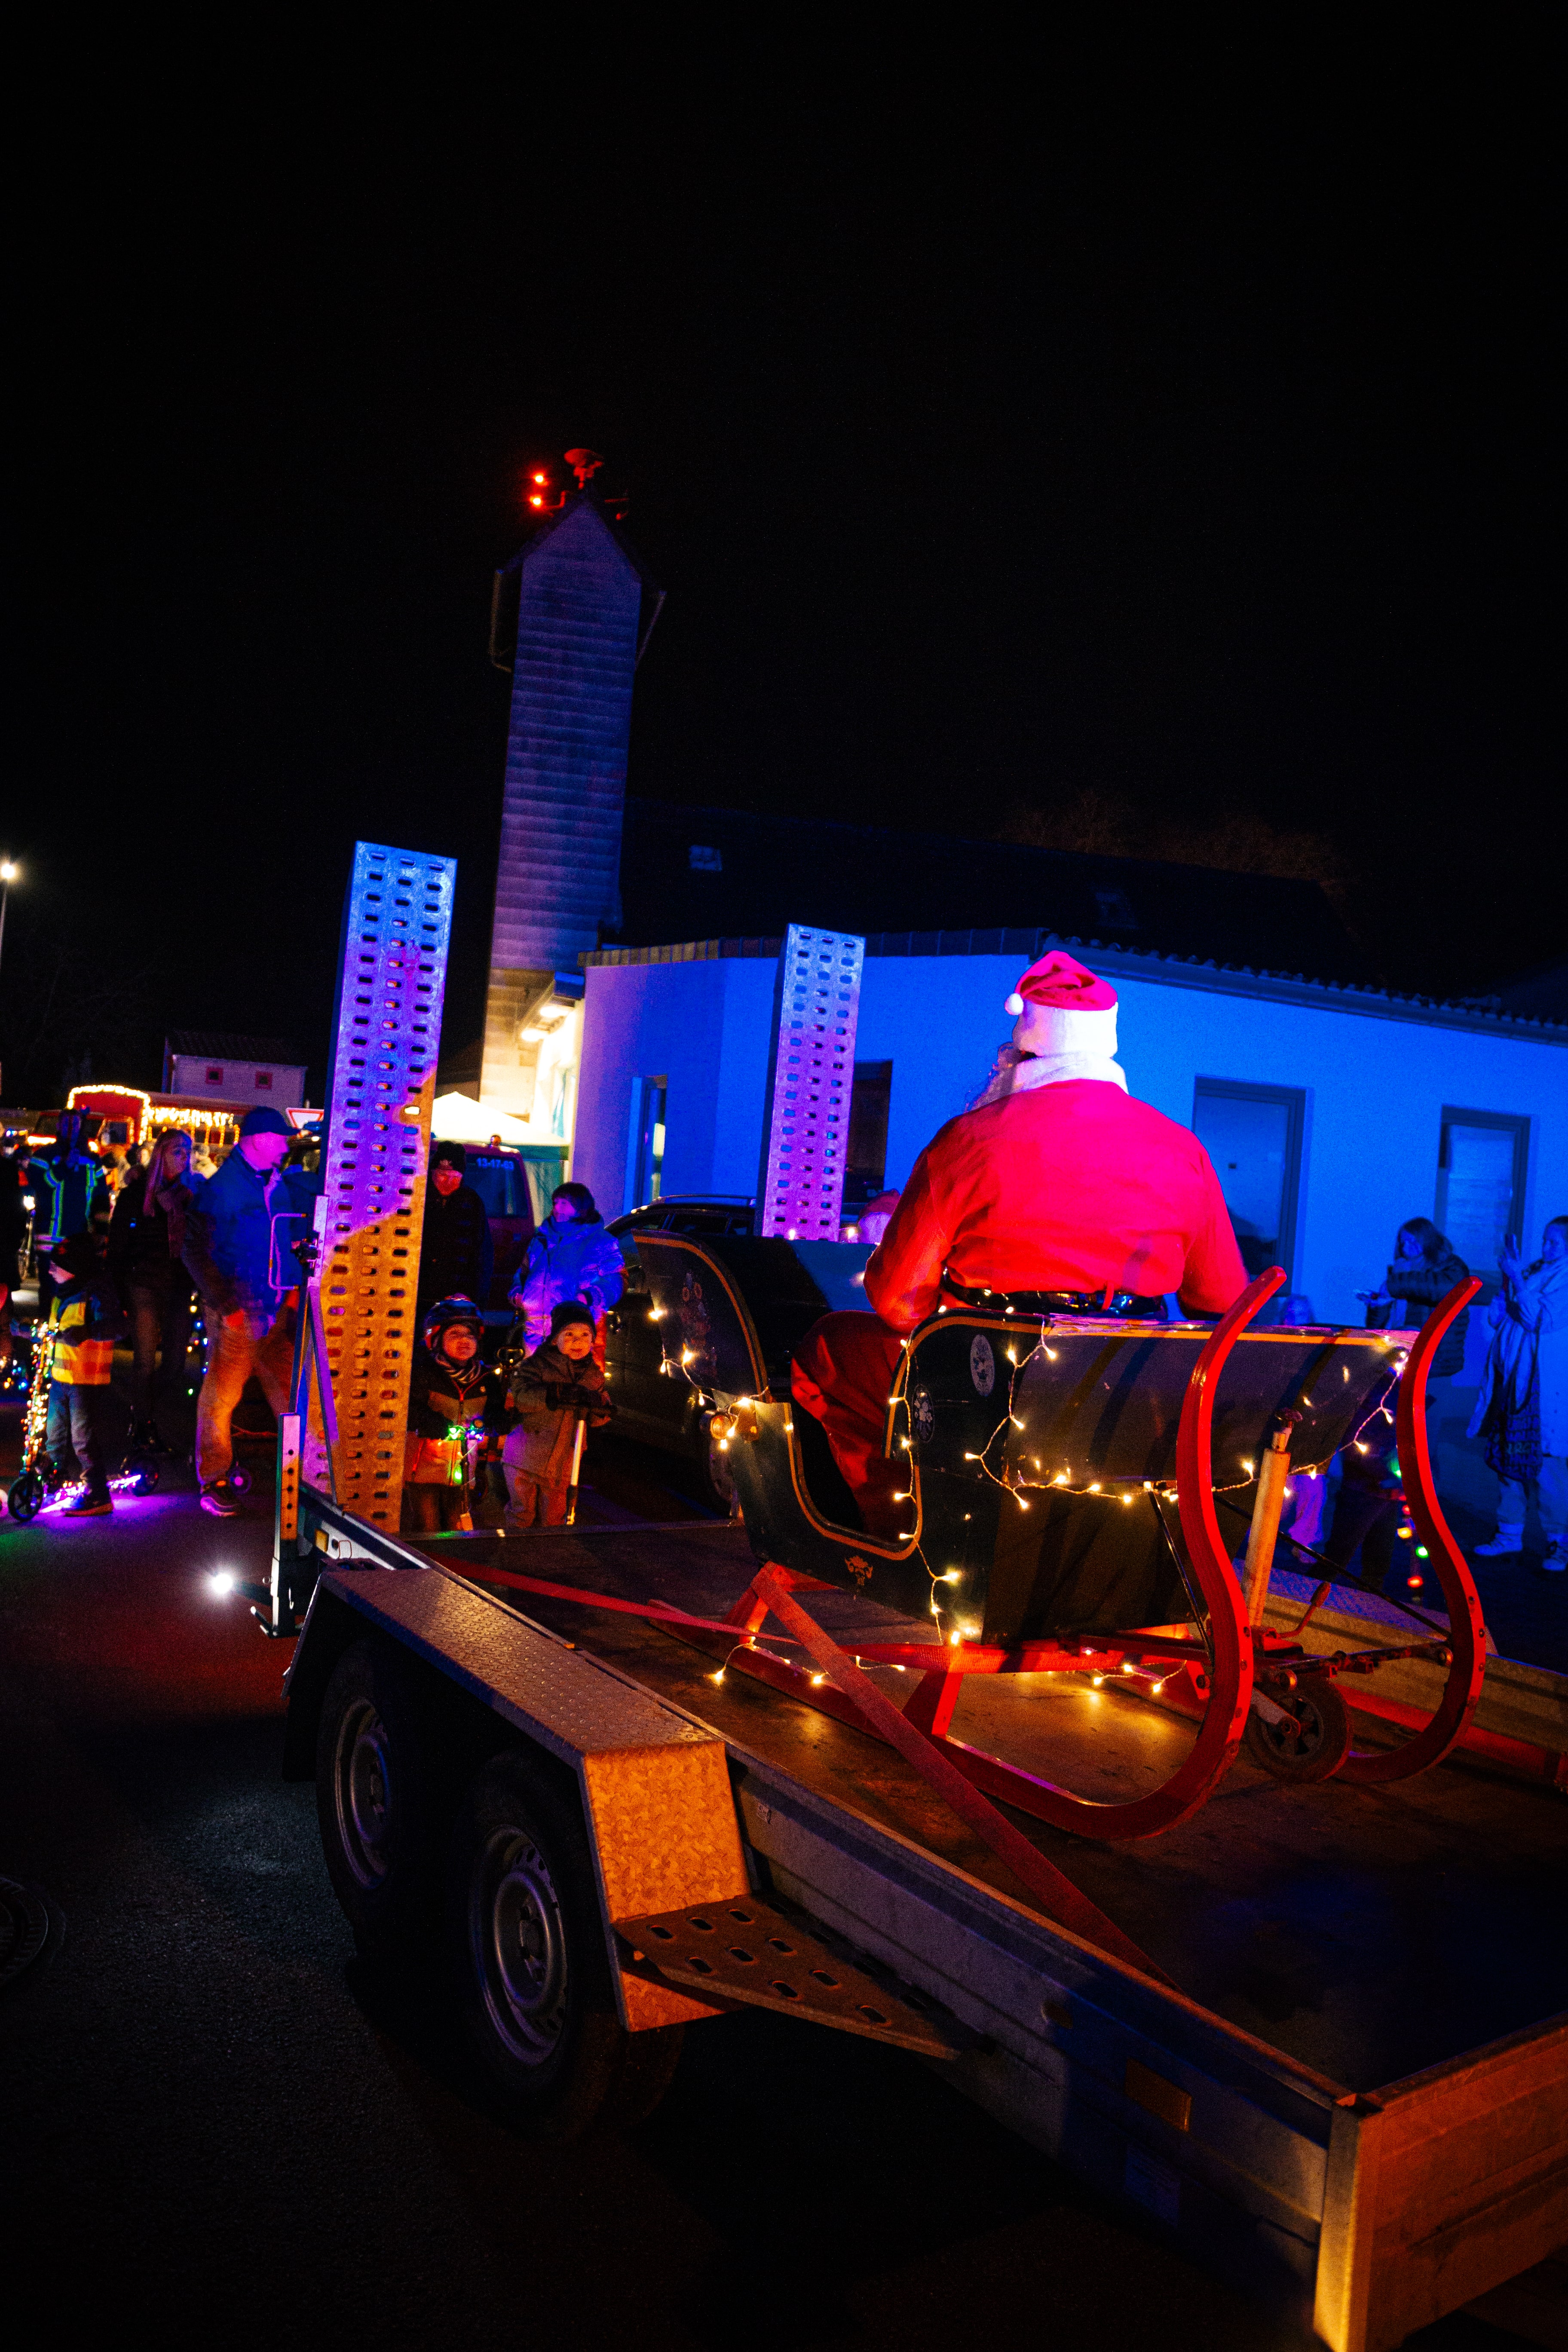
[481, 495, 647, 1130]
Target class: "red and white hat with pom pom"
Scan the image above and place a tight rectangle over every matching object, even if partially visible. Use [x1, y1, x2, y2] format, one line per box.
[1003, 949, 1119, 1057]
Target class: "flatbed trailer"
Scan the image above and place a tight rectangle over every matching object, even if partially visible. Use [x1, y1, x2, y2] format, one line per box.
[279, 1490, 1568, 2352]
[270, 842, 1565, 2347]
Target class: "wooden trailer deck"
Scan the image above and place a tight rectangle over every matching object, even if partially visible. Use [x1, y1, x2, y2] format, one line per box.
[400, 1516, 1566, 2099]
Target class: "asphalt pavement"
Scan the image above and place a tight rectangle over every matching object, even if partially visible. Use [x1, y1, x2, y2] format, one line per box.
[0, 1396, 1548, 2350]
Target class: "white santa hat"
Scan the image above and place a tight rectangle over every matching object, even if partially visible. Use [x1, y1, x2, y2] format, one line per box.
[975, 948, 1127, 1104]
[1004, 948, 1119, 1057]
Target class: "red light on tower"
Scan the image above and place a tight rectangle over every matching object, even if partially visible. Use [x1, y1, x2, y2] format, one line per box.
[522, 461, 566, 516]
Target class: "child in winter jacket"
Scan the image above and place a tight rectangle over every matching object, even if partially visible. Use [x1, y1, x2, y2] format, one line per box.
[43, 1231, 128, 1514]
[502, 1300, 614, 1528]
[509, 1182, 624, 1357]
[403, 1295, 490, 1534]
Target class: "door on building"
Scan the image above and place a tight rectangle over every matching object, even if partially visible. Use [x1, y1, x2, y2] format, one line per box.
[845, 1061, 892, 1210]
[632, 1076, 667, 1211]
[1436, 1108, 1529, 1293]
[1191, 1080, 1306, 1295]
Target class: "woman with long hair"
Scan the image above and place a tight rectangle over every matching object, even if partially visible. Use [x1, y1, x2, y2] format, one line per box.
[106, 1128, 201, 1451]
[1468, 1215, 1568, 1568]
[1358, 1216, 1472, 1376]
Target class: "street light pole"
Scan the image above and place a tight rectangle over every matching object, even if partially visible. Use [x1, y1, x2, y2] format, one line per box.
[0, 859, 15, 977]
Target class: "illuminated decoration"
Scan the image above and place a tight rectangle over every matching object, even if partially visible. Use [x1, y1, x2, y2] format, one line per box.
[67, 1083, 155, 1142]
[756, 925, 864, 1240]
[61, 1082, 317, 1157]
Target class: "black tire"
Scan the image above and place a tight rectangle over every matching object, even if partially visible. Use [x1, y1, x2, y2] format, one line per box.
[315, 1638, 445, 1955]
[6, 1470, 45, 1522]
[1243, 1679, 1351, 1783]
[447, 1748, 683, 2139]
[133, 1466, 160, 1495]
[228, 1464, 254, 1495]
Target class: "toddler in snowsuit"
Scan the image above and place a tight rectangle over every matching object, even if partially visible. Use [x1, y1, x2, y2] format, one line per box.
[403, 1295, 490, 1534]
[44, 1231, 128, 1515]
[502, 1300, 614, 1528]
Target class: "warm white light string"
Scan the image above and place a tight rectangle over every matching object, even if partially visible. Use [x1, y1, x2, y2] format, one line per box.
[657, 1295, 1424, 1680]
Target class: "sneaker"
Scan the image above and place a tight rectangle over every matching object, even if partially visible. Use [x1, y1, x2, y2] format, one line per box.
[63, 1489, 112, 1516]
[200, 1480, 241, 1518]
[1542, 1542, 1566, 1574]
[1473, 1529, 1525, 1558]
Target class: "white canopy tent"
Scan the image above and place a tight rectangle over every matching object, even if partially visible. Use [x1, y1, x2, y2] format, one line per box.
[429, 1092, 534, 1147]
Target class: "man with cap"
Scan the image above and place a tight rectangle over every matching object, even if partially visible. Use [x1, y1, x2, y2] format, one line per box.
[793, 950, 1247, 1534]
[182, 1106, 314, 1516]
[418, 1140, 493, 1314]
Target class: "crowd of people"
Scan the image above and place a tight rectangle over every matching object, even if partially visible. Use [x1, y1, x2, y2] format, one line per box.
[403, 1167, 622, 1534]
[0, 1109, 627, 1531]
[1, 1040, 1561, 1573]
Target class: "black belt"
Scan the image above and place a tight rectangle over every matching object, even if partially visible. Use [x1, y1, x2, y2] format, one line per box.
[939, 1274, 1168, 1321]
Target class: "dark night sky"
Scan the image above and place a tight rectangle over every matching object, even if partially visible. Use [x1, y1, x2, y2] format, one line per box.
[6, 21, 1562, 1101]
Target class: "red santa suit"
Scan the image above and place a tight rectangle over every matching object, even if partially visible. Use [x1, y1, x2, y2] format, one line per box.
[793, 952, 1247, 1534]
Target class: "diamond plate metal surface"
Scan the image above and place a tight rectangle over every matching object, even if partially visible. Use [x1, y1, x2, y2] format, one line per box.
[756, 924, 864, 1239]
[322, 1566, 715, 1759]
[614, 1893, 962, 2055]
[303, 844, 456, 1526]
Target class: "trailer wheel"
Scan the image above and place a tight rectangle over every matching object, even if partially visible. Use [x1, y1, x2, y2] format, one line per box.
[1243, 1680, 1351, 1783]
[448, 1750, 683, 2139]
[315, 1638, 441, 1954]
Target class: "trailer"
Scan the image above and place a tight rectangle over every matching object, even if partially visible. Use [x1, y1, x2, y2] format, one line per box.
[261, 845, 1568, 2350]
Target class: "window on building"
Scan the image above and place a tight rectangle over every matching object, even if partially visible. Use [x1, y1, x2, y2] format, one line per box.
[1191, 1079, 1306, 1290]
[688, 844, 723, 871]
[1436, 1108, 1529, 1292]
[844, 1061, 892, 1209]
[633, 1076, 668, 1208]
[254, 1070, 273, 1089]
[205, 1066, 224, 1085]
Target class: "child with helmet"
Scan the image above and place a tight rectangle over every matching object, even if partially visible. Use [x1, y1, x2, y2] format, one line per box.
[403, 1294, 490, 1534]
[502, 1299, 615, 1528]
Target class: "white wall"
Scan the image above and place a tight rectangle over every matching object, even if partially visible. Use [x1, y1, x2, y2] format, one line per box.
[572, 958, 777, 1213]
[574, 950, 1568, 1328]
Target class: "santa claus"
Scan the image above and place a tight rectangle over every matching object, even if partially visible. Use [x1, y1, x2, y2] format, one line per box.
[792, 949, 1248, 1534]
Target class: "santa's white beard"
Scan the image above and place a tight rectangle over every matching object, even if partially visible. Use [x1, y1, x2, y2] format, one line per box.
[973, 1042, 1128, 1107]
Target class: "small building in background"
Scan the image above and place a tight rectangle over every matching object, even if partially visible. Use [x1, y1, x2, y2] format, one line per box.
[163, 1032, 308, 1108]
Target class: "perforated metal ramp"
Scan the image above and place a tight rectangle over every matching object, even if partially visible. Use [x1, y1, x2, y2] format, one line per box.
[614, 1893, 965, 2056]
[318, 1565, 713, 1763]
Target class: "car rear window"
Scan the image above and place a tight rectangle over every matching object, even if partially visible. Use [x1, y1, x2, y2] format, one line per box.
[466, 1156, 532, 1219]
[658, 1208, 750, 1235]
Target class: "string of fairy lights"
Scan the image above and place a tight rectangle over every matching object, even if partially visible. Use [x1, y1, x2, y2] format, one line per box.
[651, 1292, 1439, 1685]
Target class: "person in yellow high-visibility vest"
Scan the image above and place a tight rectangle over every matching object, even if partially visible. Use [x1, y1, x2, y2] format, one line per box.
[44, 1232, 127, 1515]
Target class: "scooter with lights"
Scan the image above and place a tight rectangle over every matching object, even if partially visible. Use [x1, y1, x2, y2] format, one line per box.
[5, 1314, 161, 1519]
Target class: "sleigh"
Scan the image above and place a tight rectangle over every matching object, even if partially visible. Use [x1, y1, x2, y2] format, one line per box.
[631, 1231, 1488, 1841]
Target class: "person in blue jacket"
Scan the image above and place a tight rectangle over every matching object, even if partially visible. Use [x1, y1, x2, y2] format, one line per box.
[510, 1182, 624, 1357]
[181, 1106, 314, 1516]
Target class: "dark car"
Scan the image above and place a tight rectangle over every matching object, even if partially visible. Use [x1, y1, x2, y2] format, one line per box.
[603, 1197, 871, 1504]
